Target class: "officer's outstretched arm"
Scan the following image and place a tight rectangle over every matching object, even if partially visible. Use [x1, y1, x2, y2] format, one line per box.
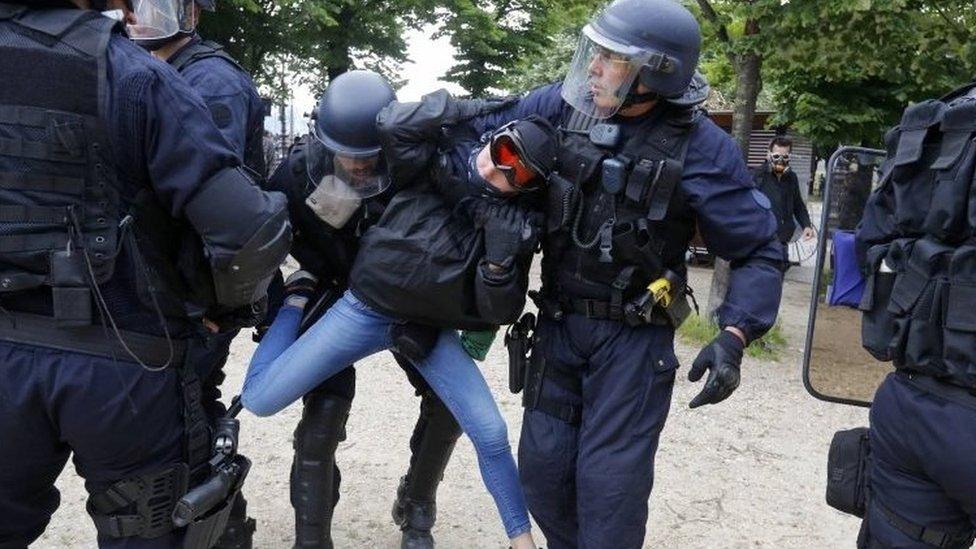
[682, 125, 785, 407]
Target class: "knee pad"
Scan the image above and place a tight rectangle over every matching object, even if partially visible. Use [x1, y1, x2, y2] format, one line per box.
[293, 394, 352, 457]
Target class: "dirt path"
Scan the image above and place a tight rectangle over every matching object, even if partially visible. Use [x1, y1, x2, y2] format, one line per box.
[38, 259, 870, 548]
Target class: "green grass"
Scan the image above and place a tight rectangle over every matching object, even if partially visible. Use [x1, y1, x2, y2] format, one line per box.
[677, 314, 788, 361]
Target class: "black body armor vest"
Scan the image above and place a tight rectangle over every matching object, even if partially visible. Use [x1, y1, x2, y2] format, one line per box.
[542, 104, 700, 316]
[0, 6, 122, 325]
[858, 81, 976, 390]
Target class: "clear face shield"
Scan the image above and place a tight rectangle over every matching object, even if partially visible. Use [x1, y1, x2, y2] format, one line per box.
[304, 128, 391, 229]
[560, 24, 652, 119]
[127, 0, 194, 45]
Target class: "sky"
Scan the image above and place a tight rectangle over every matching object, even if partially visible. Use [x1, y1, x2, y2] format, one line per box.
[266, 25, 464, 136]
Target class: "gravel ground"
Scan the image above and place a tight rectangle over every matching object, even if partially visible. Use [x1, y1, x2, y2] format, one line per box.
[39, 245, 870, 548]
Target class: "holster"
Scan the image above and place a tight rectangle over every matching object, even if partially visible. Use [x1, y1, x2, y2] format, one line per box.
[826, 427, 871, 518]
[504, 312, 535, 393]
[391, 322, 440, 365]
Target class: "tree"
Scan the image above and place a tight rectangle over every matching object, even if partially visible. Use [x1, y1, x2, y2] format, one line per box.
[199, 0, 433, 100]
[764, 1, 976, 149]
[439, 0, 603, 96]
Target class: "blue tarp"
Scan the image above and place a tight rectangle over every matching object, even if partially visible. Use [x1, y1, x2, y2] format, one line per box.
[827, 230, 865, 307]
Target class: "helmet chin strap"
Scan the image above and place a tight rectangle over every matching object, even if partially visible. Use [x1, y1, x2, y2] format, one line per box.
[620, 80, 658, 109]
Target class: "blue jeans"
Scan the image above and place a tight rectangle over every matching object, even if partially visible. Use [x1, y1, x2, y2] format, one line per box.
[241, 290, 531, 538]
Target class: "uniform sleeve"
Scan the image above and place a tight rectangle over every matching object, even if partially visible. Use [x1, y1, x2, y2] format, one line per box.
[143, 63, 241, 218]
[682, 122, 784, 342]
[179, 59, 254, 161]
[466, 83, 566, 135]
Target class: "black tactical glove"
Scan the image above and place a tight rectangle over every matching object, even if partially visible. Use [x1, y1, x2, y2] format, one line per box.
[206, 297, 268, 333]
[688, 329, 744, 409]
[476, 203, 540, 268]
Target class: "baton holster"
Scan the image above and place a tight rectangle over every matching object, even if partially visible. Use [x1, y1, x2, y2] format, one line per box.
[505, 312, 535, 394]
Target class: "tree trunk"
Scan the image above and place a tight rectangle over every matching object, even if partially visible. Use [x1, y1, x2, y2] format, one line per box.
[706, 19, 762, 321]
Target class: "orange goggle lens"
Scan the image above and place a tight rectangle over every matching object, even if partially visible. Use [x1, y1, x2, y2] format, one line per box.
[491, 136, 536, 187]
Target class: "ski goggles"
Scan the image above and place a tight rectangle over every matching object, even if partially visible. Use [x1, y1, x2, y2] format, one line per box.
[488, 121, 549, 192]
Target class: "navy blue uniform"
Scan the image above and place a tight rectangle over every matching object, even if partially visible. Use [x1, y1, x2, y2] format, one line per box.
[171, 35, 266, 177]
[470, 83, 783, 548]
[860, 374, 976, 548]
[0, 15, 255, 549]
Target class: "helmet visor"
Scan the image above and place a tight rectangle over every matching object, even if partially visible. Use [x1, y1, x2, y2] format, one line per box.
[127, 0, 193, 42]
[306, 129, 390, 199]
[560, 24, 652, 119]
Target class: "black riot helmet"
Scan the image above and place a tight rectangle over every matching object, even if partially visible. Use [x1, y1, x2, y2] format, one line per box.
[304, 70, 396, 229]
[561, 0, 702, 118]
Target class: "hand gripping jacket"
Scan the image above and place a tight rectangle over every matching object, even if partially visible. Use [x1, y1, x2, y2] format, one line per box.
[857, 81, 976, 392]
[538, 104, 701, 326]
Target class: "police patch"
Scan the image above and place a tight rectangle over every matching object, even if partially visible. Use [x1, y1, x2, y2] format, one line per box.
[751, 188, 772, 209]
[209, 102, 233, 129]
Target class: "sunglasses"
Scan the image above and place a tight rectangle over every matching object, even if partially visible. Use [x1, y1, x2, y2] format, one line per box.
[770, 153, 791, 162]
[489, 124, 545, 192]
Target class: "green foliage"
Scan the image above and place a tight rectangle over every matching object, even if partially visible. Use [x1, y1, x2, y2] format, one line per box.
[692, 0, 976, 148]
[438, 0, 602, 97]
[678, 315, 787, 361]
[764, 1, 976, 148]
[199, 0, 432, 100]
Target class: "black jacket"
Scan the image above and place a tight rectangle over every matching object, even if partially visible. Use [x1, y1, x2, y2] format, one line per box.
[754, 162, 812, 243]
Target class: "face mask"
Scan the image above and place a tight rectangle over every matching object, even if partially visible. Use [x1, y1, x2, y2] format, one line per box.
[305, 175, 362, 229]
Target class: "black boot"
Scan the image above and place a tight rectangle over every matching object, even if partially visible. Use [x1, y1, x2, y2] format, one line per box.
[213, 494, 256, 549]
[291, 391, 351, 549]
[392, 476, 437, 549]
[391, 385, 462, 549]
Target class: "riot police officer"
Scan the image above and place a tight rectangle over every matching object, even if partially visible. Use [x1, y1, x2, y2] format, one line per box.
[126, 2, 268, 545]
[850, 82, 976, 548]
[464, 0, 784, 546]
[0, 1, 290, 547]
[261, 70, 462, 549]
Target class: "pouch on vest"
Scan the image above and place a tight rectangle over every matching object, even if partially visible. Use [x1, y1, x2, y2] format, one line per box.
[899, 238, 953, 374]
[826, 427, 871, 518]
[860, 241, 906, 362]
[0, 12, 120, 320]
[546, 172, 579, 234]
[923, 100, 976, 242]
[942, 245, 976, 388]
[890, 100, 945, 235]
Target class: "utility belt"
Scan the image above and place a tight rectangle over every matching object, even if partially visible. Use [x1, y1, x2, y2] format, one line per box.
[0, 311, 185, 368]
[531, 268, 694, 329]
[0, 310, 255, 546]
[896, 370, 976, 411]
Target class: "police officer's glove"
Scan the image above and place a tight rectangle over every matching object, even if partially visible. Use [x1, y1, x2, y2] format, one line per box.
[478, 203, 540, 269]
[688, 330, 744, 409]
[205, 298, 268, 333]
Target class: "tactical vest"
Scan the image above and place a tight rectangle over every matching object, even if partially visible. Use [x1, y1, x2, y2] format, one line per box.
[541, 104, 700, 323]
[0, 6, 121, 325]
[858, 81, 976, 390]
[168, 36, 266, 176]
